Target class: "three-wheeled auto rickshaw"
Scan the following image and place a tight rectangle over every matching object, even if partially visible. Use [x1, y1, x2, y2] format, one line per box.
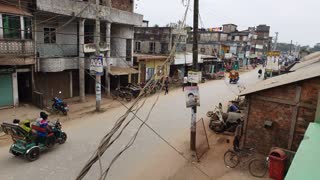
[229, 70, 239, 84]
[1, 120, 67, 161]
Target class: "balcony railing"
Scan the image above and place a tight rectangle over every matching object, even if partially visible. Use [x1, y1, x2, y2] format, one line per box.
[0, 39, 34, 56]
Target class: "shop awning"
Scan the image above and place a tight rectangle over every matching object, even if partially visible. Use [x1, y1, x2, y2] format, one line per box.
[109, 67, 139, 76]
[0, 4, 32, 16]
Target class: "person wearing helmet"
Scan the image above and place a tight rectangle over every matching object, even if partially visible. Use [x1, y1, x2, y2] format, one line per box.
[34, 112, 50, 137]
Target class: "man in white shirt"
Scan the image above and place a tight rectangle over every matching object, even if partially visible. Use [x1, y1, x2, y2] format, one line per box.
[183, 76, 188, 91]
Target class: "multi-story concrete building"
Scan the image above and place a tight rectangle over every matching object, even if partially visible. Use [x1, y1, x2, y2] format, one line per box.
[0, 0, 142, 108]
[24, 0, 142, 107]
[250, 24, 271, 56]
[0, 2, 35, 108]
[133, 24, 187, 83]
[134, 25, 187, 55]
[187, 24, 271, 61]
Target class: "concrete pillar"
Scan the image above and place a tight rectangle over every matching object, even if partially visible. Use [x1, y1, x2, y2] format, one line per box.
[69, 71, 73, 98]
[131, 38, 134, 65]
[79, 19, 86, 102]
[12, 72, 19, 107]
[128, 74, 131, 83]
[105, 22, 111, 95]
[0, 14, 3, 39]
[20, 16, 25, 39]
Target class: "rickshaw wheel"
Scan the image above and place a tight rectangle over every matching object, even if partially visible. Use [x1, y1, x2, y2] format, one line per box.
[26, 147, 40, 161]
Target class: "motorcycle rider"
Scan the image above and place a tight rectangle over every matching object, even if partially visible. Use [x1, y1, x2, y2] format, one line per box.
[34, 112, 51, 137]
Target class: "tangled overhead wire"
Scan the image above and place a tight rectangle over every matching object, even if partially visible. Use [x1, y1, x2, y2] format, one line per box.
[75, 1, 193, 180]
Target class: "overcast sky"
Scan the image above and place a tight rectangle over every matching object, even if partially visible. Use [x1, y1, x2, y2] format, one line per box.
[135, 0, 318, 46]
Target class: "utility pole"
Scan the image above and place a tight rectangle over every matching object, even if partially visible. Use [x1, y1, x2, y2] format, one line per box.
[191, 0, 199, 151]
[273, 32, 278, 51]
[95, 0, 101, 111]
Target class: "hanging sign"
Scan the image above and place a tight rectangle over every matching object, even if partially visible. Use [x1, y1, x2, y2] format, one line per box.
[188, 71, 202, 83]
[90, 55, 104, 75]
[185, 86, 200, 108]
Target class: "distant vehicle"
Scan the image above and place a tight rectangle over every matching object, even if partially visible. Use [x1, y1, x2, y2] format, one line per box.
[229, 70, 239, 84]
[52, 91, 68, 115]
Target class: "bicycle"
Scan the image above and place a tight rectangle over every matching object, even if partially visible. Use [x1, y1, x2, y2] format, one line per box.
[248, 156, 269, 178]
[224, 147, 255, 169]
[224, 147, 268, 178]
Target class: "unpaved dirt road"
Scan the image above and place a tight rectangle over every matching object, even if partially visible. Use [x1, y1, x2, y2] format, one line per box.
[0, 69, 262, 180]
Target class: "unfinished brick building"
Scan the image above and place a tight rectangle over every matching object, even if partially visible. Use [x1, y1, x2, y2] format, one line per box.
[240, 57, 320, 153]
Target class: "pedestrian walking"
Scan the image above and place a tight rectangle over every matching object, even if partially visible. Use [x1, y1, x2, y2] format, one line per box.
[164, 77, 169, 95]
[183, 76, 188, 91]
[258, 68, 262, 79]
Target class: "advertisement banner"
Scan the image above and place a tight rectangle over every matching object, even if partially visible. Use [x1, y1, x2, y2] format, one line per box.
[90, 55, 104, 75]
[188, 71, 202, 83]
[266, 51, 280, 72]
[185, 86, 200, 108]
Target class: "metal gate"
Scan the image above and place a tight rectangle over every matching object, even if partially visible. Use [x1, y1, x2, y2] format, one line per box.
[0, 74, 13, 107]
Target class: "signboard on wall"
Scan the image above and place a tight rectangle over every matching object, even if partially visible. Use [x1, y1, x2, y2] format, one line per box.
[90, 55, 104, 75]
[188, 71, 202, 83]
[230, 46, 237, 54]
[225, 53, 233, 59]
[185, 86, 200, 108]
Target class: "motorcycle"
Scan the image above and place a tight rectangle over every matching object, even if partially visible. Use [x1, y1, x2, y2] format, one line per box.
[207, 103, 243, 133]
[52, 95, 68, 115]
[111, 88, 132, 102]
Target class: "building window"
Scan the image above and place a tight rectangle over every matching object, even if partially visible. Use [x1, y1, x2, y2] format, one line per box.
[126, 39, 132, 61]
[146, 68, 154, 81]
[44, 27, 56, 43]
[135, 41, 141, 52]
[24, 17, 32, 39]
[2, 14, 21, 39]
[161, 43, 168, 54]
[149, 42, 155, 53]
[200, 48, 205, 53]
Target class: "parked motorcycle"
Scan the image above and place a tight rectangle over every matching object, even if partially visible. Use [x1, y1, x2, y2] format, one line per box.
[52, 93, 68, 115]
[207, 103, 243, 133]
[111, 88, 132, 102]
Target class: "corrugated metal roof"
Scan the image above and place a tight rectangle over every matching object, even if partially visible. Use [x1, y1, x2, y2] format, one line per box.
[300, 51, 320, 62]
[290, 56, 320, 71]
[240, 62, 320, 95]
[0, 4, 32, 16]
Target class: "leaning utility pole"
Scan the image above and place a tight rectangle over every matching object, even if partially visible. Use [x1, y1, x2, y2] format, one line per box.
[273, 32, 278, 51]
[95, 0, 101, 111]
[191, 0, 199, 151]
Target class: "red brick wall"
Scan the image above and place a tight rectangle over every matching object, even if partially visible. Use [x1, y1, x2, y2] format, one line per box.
[112, 0, 133, 12]
[255, 83, 296, 101]
[244, 77, 320, 154]
[245, 99, 292, 154]
[300, 78, 320, 105]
